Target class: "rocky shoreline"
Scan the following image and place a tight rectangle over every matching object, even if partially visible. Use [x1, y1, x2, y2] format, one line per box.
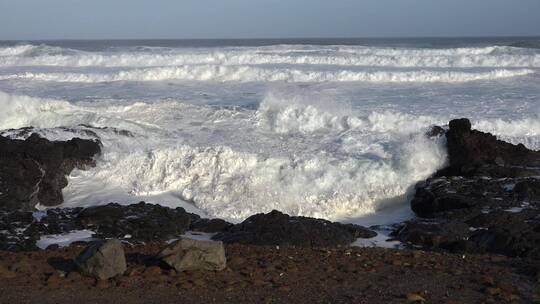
[395, 119, 540, 264]
[1, 119, 540, 303]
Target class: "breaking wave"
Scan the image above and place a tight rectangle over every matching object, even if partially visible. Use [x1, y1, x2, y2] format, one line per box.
[2, 90, 539, 222]
[0, 66, 533, 83]
[0, 90, 449, 222]
[1, 44, 540, 68]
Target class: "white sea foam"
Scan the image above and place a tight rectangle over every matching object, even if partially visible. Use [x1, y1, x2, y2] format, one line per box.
[1, 41, 539, 226]
[36, 230, 95, 249]
[256, 92, 438, 134]
[0, 90, 450, 222]
[0, 66, 533, 83]
[2, 89, 540, 222]
[1, 45, 539, 68]
[474, 117, 540, 149]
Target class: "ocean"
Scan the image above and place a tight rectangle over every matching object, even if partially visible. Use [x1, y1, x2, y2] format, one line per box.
[0, 37, 539, 226]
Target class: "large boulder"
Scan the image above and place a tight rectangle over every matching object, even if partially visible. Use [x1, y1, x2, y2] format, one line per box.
[75, 239, 127, 280]
[0, 133, 101, 210]
[213, 210, 376, 247]
[157, 238, 226, 272]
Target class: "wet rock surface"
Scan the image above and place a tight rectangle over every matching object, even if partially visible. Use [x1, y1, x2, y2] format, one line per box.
[399, 118, 540, 261]
[0, 203, 375, 252]
[0, 133, 101, 210]
[77, 202, 195, 241]
[0, 202, 218, 251]
[213, 210, 377, 247]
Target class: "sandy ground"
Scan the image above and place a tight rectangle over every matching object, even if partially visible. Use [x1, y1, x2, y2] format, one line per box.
[0, 242, 539, 304]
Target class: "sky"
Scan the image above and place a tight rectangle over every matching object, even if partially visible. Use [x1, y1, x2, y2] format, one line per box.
[0, 0, 539, 40]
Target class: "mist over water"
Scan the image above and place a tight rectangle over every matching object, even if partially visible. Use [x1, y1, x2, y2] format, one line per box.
[1, 38, 539, 225]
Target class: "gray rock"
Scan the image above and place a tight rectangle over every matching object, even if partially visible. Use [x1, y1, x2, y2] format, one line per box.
[157, 238, 226, 272]
[75, 239, 126, 280]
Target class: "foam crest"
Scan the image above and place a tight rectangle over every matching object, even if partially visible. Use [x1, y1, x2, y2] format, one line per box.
[64, 136, 447, 222]
[1, 45, 539, 68]
[256, 93, 439, 135]
[0, 91, 181, 138]
[0, 91, 75, 130]
[474, 116, 540, 150]
[0, 66, 533, 83]
[256, 92, 359, 133]
[0, 45, 38, 56]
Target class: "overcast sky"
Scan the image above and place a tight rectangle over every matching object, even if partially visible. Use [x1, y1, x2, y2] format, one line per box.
[0, 0, 539, 40]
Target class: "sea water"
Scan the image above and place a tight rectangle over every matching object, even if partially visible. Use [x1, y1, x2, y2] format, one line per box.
[0, 37, 539, 226]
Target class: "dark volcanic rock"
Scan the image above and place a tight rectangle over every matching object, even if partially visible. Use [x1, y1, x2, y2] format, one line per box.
[394, 219, 470, 249]
[0, 202, 235, 251]
[410, 176, 540, 218]
[412, 118, 540, 218]
[213, 210, 376, 247]
[467, 210, 540, 259]
[77, 202, 194, 241]
[426, 125, 445, 138]
[514, 179, 540, 201]
[0, 133, 101, 210]
[3, 202, 376, 251]
[439, 118, 540, 177]
[0, 208, 39, 251]
[190, 218, 234, 233]
[404, 118, 540, 261]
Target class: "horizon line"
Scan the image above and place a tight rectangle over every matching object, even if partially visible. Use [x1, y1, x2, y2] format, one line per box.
[1, 35, 540, 42]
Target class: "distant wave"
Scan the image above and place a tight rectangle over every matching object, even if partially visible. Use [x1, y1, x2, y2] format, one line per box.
[0, 66, 534, 83]
[0, 44, 539, 68]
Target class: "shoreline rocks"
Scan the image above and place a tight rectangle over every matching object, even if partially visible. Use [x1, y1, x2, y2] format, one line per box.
[0, 203, 376, 252]
[77, 202, 194, 241]
[213, 210, 377, 247]
[0, 134, 101, 211]
[0, 202, 217, 251]
[398, 118, 540, 261]
[1, 122, 539, 265]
